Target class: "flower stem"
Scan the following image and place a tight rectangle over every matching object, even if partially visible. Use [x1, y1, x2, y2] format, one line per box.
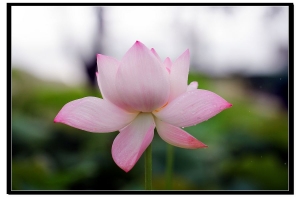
[166, 144, 174, 190]
[145, 143, 152, 190]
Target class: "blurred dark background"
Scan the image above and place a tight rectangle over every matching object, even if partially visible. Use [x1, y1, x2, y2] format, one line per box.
[11, 6, 289, 190]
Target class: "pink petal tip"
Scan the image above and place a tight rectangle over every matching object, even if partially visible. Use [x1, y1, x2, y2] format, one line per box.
[226, 103, 233, 108]
[188, 139, 208, 149]
[97, 54, 104, 59]
[53, 116, 60, 123]
[186, 135, 208, 148]
[133, 40, 145, 49]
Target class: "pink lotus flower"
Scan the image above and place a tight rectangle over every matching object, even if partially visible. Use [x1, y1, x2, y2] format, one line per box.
[54, 41, 232, 172]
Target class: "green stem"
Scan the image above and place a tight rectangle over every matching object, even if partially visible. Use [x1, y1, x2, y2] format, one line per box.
[166, 144, 174, 190]
[145, 143, 152, 190]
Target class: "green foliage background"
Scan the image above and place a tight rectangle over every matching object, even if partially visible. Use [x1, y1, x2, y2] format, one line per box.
[11, 69, 288, 190]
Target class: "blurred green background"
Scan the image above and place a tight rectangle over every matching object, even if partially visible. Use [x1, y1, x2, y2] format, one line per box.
[11, 6, 289, 191]
[11, 68, 288, 190]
